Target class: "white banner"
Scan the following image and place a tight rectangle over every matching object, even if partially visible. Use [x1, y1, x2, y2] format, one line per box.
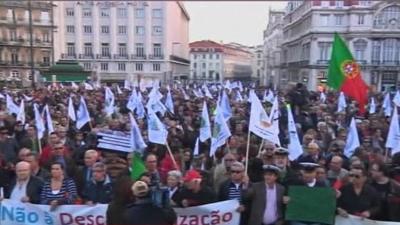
[335, 215, 399, 225]
[0, 199, 240, 225]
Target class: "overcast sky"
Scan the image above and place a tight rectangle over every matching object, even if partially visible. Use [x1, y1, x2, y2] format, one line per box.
[185, 1, 287, 46]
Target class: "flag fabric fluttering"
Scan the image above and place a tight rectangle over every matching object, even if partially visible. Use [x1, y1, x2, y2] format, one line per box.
[147, 108, 168, 145]
[130, 152, 146, 181]
[393, 91, 400, 107]
[68, 97, 76, 122]
[76, 96, 91, 129]
[337, 92, 347, 113]
[263, 90, 274, 104]
[369, 97, 376, 115]
[210, 106, 231, 157]
[164, 90, 174, 114]
[327, 33, 368, 114]
[16, 100, 25, 125]
[219, 90, 232, 121]
[44, 105, 54, 134]
[116, 85, 123, 95]
[129, 113, 147, 152]
[6, 94, 20, 115]
[23, 94, 33, 102]
[181, 88, 190, 100]
[33, 103, 45, 139]
[386, 107, 400, 154]
[124, 80, 131, 90]
[84, 82, 94, 91]
[193, 137, 200, 156]
[287, 104, 303, 160]
[127, 90, 138, 112]
[203, 85, 213, 99]
[199, 101, 212, 142]
[104, 87, 115, 117]
[135, 92, 145, 119]
[383, 92, 392, 117]
[235, 90, 244, 102]
[343, 117, 360, 157]
[71, 82, 79, 89]
[320, 92, 326, 103]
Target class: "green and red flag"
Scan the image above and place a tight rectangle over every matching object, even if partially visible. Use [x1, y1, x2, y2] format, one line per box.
[130, 152, 146, 181]
[327, 33, 368, 114]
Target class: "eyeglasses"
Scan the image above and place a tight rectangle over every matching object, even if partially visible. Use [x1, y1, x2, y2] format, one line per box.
[54, 147, 64, 150]
[231, 170, 243, 174]
[349, 174, 361, 179]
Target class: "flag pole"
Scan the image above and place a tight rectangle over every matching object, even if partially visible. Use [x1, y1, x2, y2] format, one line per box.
[245, 130, 251, 175]
[165, 142, 179, 170]
[257, 139, 264, 157]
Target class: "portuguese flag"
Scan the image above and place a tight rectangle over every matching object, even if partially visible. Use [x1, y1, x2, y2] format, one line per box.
[327, 33, 368, 114]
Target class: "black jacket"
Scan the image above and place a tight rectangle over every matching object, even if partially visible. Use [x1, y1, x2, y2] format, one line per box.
[122, 199, 176, 225]
[81, 177, 113, 204]
[5, 176, 44, 204]
[218, 179, 244, 201]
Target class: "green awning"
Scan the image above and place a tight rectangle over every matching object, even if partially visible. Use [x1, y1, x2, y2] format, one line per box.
[42, 60, 91, 82]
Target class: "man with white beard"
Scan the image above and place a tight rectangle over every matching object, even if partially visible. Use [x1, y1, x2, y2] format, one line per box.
[274, 148, 299, 187]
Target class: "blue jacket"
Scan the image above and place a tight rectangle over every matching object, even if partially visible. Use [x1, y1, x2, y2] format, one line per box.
[82, 176, 113, 204]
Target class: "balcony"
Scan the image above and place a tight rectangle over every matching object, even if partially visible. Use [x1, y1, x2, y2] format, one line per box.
[357, 60, 367, 65]
[148, 54, 164, 60]
[61, 54, 76, 59]
[113, 54, 129, 59]
[131, 54, 146, 60]
[382, 60, 400, 66]
[38, 62, 50, 67]
[96, 54, 111, 59]
[78, 54, 94, 59]
[169, 55, 190, 64]
[316, 60, 329, 65]
[371, 60, 380, 65]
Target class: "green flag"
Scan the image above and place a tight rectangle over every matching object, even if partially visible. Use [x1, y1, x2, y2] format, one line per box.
[285, 186, 336, 225]
[130, 153, 146, 181]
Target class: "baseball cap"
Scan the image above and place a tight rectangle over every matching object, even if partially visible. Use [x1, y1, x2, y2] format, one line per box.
[183, 169, 202, 182]
[131, 181, 149, 197]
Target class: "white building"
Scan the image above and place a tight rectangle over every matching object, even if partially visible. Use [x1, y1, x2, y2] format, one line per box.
[53, 1, 190, 83]
[267, 0, 400, 91]
[263, 10, 285, 87]
[249, 45, 264, 85]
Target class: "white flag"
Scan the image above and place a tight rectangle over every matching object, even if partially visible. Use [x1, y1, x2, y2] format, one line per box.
[394, 91, 400, 107]
[164, 90, 174, 114]
[181, 88, 190, 100]
[76, 96, 91, 129]
[23, 94, 33, 102]
[44, 105, 54, 134]
[203, 85, 213, 99]
[71, 82, 79, 89]
[135, 94, 146, 119]
[337, 92, 347, 112]
[147, 108, 168, 145]
[84, 82, 94, 90]
[386, 107, 400, 154]
[146, 89, 167, 116]
[127, 90, 138, 112]
[238, 81, 243, 92]
[219, 90, 232, 121]
[344, 117, 360, 157]
[200, 101, 212, 142]
[210, 106, 231, 156]
[68, 97, 76, 122]
[287, 105, 302, 160]
[33, 104, 45, 139]
[247, 89, 256, 103]
[320, 92, 326, 103]
[124, 80, 131, 90]
[383, 92, 392, 117]
[16, 100, 25, 125]
[6, 94, 20, 115]
[104, 87, 115, 116]
[249, 91, 280, 146]
[0, 93, 4, 99]
[193, 137, 200, 156]
[130, 113, 147, 152]
[235, 90, 243, 102]
[116, 85, 123, 95]
[263, 90, 274, 104]
[369, 97, 376, 114]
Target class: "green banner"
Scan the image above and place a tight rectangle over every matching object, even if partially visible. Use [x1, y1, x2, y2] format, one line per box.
[285, 186, 336, 225]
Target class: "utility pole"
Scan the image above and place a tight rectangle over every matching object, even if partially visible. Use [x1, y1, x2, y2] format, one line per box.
[28, 0, 35, 88]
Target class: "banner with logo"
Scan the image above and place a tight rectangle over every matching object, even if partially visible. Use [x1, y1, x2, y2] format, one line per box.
[0, 199, 239, 225]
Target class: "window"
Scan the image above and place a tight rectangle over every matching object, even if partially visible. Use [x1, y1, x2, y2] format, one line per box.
[194, 55, 197, 60]
[202, 72, 206, 78]
[209, 63, 213, 68]
[202, 54, 206, 59]
[216, 63, 220, 68]
[353, 39, 367, 61]
[383, 39, 397, 62]
[216, 54, 220, 59]
[117, 8, 127, 18]
[136, 43, 144, 56]
[374, 5, 400, 29]
[335, 0, 344, 7]
[43, 56, 50, 65]
[153, 63, 161, 71]
[66, 8, 74, 16]
[257, 61, 261, 66]
[320, 14, 330, 26]
[82, 8, 92, 17]
[257, 70, 260, 77]
[118, 63, 126, 71]
[11, 51, 18, 64]
[135, 63, 143, 71]
[101, 26, 109, 34]
[10, 29, 17, 41]
[318, 42, 331, 61]
[152, 9, 162, 18]
[193, 71, 197, 78]
[101, 43, 110, 57]
[152, 26, 162, 35]
[209, 54, 213, 59]
[83, 62, 91, 70]
[43, 32, 50, 42]
[135, 8, 145, 18]
[372, 40, 381, 62]
[40, 11, 49, 23]
[66, 25, 75, 33]
[202, 63, 206, 69]
[83, 25, 92, 33]
[357, 14, 365, 25]
[321, 1, 329, 7]
[359, 1, 371, 6]
[193, 63, 197, 68]
[118, 43, 127, 56]
[67, 43, 75, 56]
[118, 26, 127, 35]
[301, 43, 311, 60]
[153, 43, 162, 56]
[100, 63, 108, 71]
[11, 71, 19, 78]
[335, 15, 344, 26]
[84, 43, 92, 56]
[136, 26, 145, 35]
[100, 8, 110, 17]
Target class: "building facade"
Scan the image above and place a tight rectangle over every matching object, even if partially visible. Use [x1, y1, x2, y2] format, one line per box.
[53, 1, 190, 83]
[263, 10, 285, 87]
[250, 45, 265, 85]
[189, 40, 252, 81]
[0, 1, 54, 87]
[267, 0, 400, 91]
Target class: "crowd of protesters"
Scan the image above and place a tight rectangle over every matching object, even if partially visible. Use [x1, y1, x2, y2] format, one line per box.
[0, 81, 400, 225]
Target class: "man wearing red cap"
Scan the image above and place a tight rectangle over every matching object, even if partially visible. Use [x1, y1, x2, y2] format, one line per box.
[172, 169, 216, 207]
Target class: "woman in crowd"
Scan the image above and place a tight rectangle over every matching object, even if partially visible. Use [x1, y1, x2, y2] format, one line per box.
[40, 162, 78, 211]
